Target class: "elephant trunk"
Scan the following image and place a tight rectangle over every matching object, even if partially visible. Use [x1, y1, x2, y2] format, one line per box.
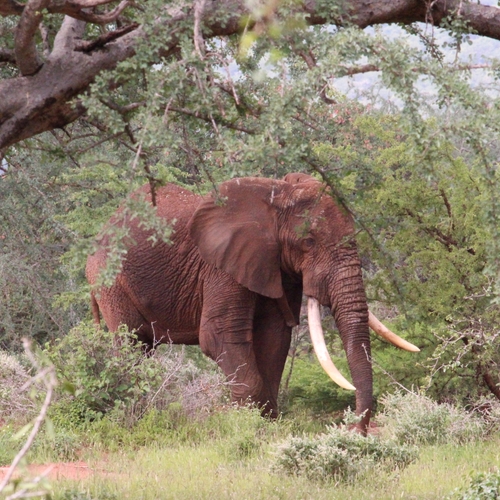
[330, 259, 373, 436]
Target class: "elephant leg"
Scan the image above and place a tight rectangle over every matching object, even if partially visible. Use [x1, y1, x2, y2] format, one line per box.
[200, 276, 263, 405]
[252, 296, 292, 417]
[252, 281, 302, 417]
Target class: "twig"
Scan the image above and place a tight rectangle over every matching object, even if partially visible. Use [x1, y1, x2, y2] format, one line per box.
[5, 466, 54, 500]
[0, 339, 57, 494]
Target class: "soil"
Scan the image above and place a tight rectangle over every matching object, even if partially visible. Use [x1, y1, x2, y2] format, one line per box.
[0, 462, 95, 481]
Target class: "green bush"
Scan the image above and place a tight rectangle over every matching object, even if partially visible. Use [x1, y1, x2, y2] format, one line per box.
[45, 324, 165, 418]
[378, 391, 487, 446]
[454, 470, 500, 500]
[273, 424, 418, 482]
[45, 322, 228, 428]
[210, 406, 275, 459]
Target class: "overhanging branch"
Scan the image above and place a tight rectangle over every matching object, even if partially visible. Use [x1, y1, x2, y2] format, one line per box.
[2, 0, 500, 149]
[55, 0, 131, 24]
[14, 0, 50, 75]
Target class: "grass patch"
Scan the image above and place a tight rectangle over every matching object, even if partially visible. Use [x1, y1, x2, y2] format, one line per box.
[395, 438, 500, 500]
[46, 432, 500, 500]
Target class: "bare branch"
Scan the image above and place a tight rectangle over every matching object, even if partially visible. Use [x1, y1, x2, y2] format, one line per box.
[337, 62, 492, 76]
[39, 22, 51, 57]
[55, 0, 131, 24]
[168, 105, 255, 134]
[51, 15, 86, 55]
[294, 47, 336, 105]
[100, 98, 146, 114]
[2, 0, 127, 15]
[56, 0, 124, 7]
[75, 22, 138, 51]
[193, 0, 206, 58]
[14, 0, 50, 75]
[0, 339, 57, 495]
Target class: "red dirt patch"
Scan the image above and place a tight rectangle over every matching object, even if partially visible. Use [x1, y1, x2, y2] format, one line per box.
[0, 462, 95, 481]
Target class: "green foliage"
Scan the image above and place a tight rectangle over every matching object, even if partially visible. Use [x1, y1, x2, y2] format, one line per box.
[45, 323, 163, 419]
[0, 154, 80, 349]
[455, 470, 500, 500]
[44, 321, 229, 435]
[315, 105, 500, 402]
[29, 428, 82, 462]
[212, 406, 275, 459]
[76, 404, 278, 454]
[273, 423, 418, 482]
[378, 391, 487, 446]
[282, 357, 355, 416]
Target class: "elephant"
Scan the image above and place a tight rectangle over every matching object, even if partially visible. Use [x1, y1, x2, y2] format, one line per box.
[86, 173, 419, 435]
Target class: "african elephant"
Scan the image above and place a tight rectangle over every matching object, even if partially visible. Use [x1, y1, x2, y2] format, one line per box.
[86, 173, 418, 434]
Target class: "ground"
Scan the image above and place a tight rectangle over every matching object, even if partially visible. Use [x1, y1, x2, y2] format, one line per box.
[0, 462, 94, 481]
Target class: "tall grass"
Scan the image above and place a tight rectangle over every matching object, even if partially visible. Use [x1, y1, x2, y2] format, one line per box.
[3, 332, 500, 500]
[47, 430, 500, 500]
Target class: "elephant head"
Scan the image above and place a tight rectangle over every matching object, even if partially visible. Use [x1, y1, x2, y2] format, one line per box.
[189, 173, 418, 434]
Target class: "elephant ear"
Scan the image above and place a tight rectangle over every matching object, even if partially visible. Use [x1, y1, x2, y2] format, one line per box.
[188, 178, 284, 299]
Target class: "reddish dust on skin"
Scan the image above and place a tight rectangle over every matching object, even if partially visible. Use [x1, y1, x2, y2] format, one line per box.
[0, 462, 96, 481]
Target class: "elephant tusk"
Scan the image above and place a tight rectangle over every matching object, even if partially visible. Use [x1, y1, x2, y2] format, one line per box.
[307, 297, 356, 391]
[368, 311, 420, 352]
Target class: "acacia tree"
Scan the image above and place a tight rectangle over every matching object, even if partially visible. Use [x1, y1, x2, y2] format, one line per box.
[2, 0, 500, 403]
[1, 0, 500, 151]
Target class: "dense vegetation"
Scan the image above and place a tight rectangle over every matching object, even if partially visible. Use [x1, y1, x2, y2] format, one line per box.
[2, 0, 500, 498]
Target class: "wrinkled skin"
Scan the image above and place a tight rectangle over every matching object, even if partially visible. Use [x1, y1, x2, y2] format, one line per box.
[86, 174, 373, 433]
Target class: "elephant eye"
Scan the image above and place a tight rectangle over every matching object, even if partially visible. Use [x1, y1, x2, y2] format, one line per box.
[302, 237, 315, 250]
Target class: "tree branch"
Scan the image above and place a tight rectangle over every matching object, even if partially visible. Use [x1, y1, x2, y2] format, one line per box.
[294, 47, 336, 105]
[14, 0, 50, 75]
[75, 22, 138, 51]
[53, 0, 131, 24]
[2, 0, 500, 149]
[168, 105, 255, 134]
[193, 0, 206, 58]
[0, 339, 57, 495]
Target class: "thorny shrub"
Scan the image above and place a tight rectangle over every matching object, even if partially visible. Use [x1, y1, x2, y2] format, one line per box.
[377, 391, 488, 446]
[0, 350, 36, 422]
[273, 421, 418, 482]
